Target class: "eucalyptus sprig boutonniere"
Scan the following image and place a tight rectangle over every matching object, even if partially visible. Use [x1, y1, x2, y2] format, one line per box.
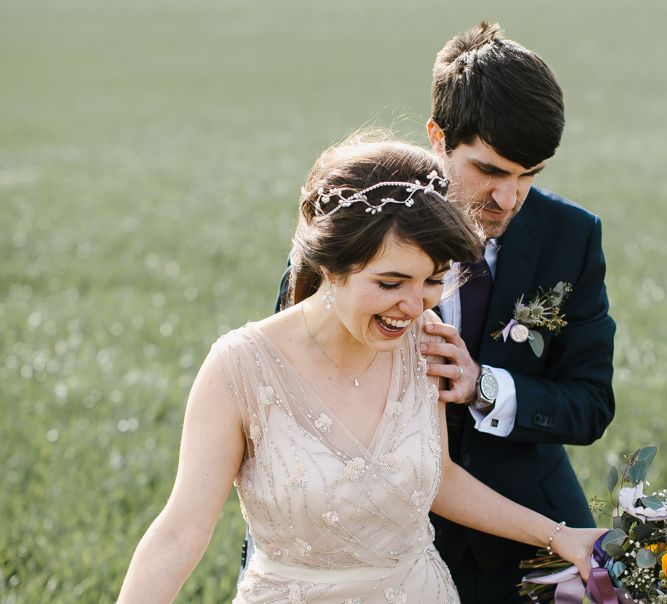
[491, 281, 572, 357]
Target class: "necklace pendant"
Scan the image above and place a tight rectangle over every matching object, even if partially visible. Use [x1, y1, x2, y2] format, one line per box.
[353, 378, 360, 387]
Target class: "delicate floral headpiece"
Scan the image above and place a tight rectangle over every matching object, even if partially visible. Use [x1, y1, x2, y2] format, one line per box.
[310, 170, 449, 219]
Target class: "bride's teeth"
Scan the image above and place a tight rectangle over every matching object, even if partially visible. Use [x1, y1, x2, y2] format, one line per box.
[380, 316, 410, 329]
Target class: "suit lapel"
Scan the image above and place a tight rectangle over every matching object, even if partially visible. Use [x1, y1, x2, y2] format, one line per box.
[479, 190, 542, 366]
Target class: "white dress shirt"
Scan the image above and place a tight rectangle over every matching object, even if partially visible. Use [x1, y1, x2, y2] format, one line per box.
[438, 240, 517, 437]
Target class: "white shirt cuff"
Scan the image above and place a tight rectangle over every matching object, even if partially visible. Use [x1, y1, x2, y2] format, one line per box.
[468, 367, 516, 437]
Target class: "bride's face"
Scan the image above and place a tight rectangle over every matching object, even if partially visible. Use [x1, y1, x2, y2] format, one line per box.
[329, 231, 448, 352]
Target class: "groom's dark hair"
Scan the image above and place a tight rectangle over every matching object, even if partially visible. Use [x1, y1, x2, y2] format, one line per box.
[431, 22, 564, 168]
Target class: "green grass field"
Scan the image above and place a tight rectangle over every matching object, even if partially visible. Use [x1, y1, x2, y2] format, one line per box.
[2, 0, 666, 601]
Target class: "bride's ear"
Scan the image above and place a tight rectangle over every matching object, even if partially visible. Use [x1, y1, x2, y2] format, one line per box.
[427, 119, 446, 155]
[320, 267, 335, 286]
[320, 267, 343, 289]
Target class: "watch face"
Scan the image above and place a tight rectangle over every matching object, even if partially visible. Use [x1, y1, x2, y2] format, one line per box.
[480, 373, 499, 400]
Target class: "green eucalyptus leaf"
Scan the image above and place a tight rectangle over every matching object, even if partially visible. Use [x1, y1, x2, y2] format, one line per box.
[637, 445, 657, 466]
[601, 528, 627, 557]
[528, 330, 544, 357]
[627, 459, 649, 484]
[610, 560, 626, 580]
[639, 495, 663, 510]
[636, 547, 656, 568]
[607, 466, 618, 494]
[612, 515, 624, 530]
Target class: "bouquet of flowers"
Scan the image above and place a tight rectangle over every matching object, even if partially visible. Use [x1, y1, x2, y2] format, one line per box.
[519, 446, 667, 603]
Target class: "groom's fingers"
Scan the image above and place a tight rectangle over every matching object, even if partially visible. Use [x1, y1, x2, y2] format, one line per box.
[423, 321, 460, 342]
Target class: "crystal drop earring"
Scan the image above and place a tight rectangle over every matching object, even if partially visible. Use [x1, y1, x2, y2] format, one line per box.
[321, 285, 335, 310]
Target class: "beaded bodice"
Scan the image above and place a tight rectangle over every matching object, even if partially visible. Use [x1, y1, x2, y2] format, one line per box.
[215, 315, 459, 603]
[216, 317, 442, 569]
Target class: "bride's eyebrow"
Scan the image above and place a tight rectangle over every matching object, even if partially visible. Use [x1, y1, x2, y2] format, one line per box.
[373, 271, 411, 279]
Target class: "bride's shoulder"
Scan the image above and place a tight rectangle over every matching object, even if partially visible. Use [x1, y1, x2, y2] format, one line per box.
[213, 305, 301, 357]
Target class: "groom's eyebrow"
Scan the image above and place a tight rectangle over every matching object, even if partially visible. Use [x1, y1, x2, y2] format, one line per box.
[473, 159, 545, 177]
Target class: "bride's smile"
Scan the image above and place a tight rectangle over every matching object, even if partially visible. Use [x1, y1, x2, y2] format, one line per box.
[316, 231, 449, 354]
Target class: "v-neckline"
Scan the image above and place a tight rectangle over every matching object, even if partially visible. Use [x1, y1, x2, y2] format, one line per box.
[246, 323, 404, 455]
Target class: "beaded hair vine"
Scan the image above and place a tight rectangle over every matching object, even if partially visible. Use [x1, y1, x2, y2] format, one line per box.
[311, 170, 449, 219]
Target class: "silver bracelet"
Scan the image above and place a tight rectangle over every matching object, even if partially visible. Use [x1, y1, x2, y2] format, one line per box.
[546, 521, 566, 555]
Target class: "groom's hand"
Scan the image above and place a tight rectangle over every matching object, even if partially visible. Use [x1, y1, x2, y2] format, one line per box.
[420, 322, 479, 404]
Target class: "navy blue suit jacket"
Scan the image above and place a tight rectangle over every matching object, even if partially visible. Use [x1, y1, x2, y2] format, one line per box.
[433, 186, 615, 576]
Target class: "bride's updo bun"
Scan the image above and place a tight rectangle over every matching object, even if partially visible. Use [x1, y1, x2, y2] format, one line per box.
[287, 131, 483, 306]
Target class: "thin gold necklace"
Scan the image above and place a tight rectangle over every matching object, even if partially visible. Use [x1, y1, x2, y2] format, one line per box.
[301, 306, 377, 387]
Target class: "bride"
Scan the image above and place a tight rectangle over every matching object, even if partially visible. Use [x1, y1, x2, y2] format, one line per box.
[118, 136, 603, 603]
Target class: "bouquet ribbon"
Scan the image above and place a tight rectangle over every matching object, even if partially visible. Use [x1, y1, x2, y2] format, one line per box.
[523, 533, 634, 604]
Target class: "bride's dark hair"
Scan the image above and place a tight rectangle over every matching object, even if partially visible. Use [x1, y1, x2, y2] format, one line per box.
[287, 132, 483, 306]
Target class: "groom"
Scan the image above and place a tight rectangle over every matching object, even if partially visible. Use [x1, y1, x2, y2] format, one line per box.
[419, 22, 616, 603]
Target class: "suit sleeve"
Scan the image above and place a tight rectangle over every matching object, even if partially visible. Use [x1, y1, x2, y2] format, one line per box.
[507, 217, 616, 445]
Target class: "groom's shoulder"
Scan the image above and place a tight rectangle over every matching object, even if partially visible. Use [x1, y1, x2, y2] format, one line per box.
[526, 186, 598, 225]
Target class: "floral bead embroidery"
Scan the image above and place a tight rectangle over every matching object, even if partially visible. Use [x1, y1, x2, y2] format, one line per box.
[249, 424, 262, 443]
[314, 413, 332, 434]
[390, 402, 403, 420]
[380, 453, 400, 473]
[294, 537, 312, 556]
[322, 510, 339, 526]
[288, 464, 309, 489]
[258, 384, 278, 406]
[411, 490, 425, 508]
[287, 582, 305, 604]
[343, 457, 366, 481]
[384, 587, 407, 603]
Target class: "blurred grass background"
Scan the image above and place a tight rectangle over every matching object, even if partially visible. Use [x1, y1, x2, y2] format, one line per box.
[1, 0, 666, 601]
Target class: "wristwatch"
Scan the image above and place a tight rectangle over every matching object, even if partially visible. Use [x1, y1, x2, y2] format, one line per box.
[470, 365, 498, 414]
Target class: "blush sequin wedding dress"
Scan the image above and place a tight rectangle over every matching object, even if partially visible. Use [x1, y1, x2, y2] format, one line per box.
[214, 314, 460, 603]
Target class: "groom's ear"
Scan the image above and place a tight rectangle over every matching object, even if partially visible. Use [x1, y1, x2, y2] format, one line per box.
[427, 119, 446, 156]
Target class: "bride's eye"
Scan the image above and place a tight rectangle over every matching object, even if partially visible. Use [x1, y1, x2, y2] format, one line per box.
[426, 277, 446, 286]
[378, 281, 401, 290]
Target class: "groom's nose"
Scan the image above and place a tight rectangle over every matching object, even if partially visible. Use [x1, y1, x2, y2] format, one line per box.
[491, 179, 518, 210]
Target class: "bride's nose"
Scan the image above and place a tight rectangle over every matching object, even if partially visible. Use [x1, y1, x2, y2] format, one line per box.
[398, 286, 427, 318]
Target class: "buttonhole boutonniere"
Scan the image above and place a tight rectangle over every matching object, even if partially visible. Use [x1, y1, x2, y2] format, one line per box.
[491, 281, 573, 357]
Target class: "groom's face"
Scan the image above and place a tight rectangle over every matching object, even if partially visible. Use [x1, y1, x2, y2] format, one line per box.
[442, 136, 546, 239]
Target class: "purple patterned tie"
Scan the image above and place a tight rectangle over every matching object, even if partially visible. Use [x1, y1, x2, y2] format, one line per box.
[459, 249, 493, 358]
[446, 248, 493, 451]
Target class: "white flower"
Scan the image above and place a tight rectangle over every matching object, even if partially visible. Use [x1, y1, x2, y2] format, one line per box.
[322, 510, 339, 526]
[344, 457, 366, 481]
[380, 453, 400, 473]
[288, 464, 309, 489]
[618, 481, 667, 521]
[314, 413, 332, 434]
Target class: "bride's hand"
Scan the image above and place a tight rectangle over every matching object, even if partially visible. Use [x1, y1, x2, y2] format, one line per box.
[552, 526, 607, 581]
